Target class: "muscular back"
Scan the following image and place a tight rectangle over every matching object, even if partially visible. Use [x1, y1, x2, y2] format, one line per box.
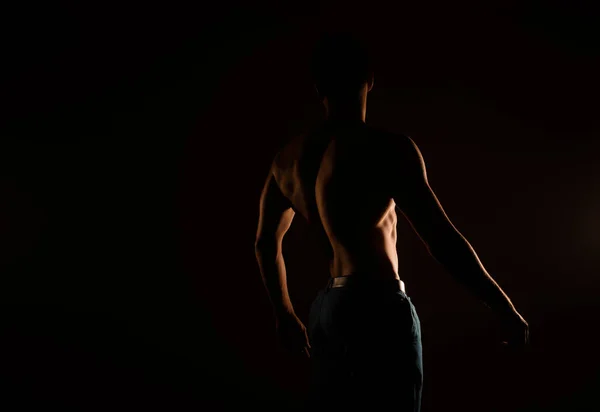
[273, 122, 402, 280]
[261, 121, 527, 343]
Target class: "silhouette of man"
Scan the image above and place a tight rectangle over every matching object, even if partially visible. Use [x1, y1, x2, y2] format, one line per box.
[254, 33, 529, 411]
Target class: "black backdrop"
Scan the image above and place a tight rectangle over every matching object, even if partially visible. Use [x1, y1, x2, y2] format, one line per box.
[1, 2, 599, 411]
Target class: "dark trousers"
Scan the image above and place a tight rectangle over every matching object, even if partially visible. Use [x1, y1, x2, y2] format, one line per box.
[305, 275, 423, 412]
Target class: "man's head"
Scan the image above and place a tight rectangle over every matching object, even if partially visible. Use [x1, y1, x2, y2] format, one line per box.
[311, 32, 374, 101]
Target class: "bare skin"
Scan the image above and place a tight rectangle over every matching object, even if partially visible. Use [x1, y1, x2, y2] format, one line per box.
[255, 78, 529, 358]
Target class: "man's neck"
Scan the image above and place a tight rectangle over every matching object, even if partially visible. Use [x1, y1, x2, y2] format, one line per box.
[324, 111, 365, 123]
[323, 116, 366, 131]
[322, 92, 367, 126]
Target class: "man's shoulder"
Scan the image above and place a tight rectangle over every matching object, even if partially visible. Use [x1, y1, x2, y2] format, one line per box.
[371, 127, 413, 145]
[362, 129, 425, 181]
[362, 127, 417, 156]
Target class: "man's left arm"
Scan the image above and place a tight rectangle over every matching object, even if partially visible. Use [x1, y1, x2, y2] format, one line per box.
[254, 166, 296, 318]
[255, 167, 311, 357]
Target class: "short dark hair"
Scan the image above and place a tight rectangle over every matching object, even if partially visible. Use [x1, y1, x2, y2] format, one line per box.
[310, 32, 372, 98]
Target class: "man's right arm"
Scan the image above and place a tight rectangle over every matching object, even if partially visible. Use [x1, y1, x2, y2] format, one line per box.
[387, 135, 527, 335]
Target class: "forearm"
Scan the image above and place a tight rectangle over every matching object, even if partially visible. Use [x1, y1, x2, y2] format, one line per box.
[255, 243, 295, 317]
[429, 232, 516, 316]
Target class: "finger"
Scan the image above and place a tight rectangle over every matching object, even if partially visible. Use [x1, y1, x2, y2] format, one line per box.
[304, 332, 311, 349]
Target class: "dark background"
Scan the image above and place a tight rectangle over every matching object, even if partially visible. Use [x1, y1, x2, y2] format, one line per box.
[1, 2, 598, 411]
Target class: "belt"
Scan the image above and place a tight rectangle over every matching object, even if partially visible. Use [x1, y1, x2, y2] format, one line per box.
[330, 275, 406, 293]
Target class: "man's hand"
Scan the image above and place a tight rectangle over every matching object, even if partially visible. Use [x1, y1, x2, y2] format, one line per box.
[500, 310, 529, 348]
[275, 312, 311, 358]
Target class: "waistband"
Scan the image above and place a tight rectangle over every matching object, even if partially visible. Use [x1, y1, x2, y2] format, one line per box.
[327, 274, 406, 294]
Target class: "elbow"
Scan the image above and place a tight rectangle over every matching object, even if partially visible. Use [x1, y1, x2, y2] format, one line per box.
[254, 237, 278, 253]
[254, 240, 280, 261]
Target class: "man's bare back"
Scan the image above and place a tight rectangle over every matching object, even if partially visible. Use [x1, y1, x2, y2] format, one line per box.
[272, 121, 402, 282]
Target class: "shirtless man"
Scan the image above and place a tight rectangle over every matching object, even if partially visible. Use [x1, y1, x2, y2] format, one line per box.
[254, 33, 529, 411]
